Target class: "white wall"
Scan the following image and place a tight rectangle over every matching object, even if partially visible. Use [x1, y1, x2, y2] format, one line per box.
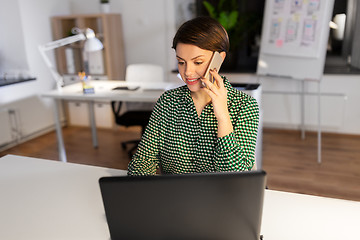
[0, 0, 70, 104]
[0, 0, 28, 73]
[0, 0, 71, 147]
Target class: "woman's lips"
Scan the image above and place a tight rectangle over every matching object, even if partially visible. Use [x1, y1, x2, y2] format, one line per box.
[186, 78, 200, 85]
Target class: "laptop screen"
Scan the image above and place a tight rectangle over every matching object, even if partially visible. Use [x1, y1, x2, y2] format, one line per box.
[99, 171, 266, 240]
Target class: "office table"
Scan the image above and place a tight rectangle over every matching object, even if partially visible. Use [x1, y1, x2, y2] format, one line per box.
[42, 80, 181, 162]
[1, 154, 359, 240]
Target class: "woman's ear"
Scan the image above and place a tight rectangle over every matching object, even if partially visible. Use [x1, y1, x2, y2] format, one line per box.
[220, 51, 226, 61]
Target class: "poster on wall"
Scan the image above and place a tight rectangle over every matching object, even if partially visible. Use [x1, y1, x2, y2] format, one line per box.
[261, 0, 326, 58]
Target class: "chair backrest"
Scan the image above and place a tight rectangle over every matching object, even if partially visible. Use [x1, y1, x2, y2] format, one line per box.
[125, 64, 164, 111]
[125, 64, 164, 83]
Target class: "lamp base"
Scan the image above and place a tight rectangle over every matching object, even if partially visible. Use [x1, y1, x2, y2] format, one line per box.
[83, 87, 95, 94]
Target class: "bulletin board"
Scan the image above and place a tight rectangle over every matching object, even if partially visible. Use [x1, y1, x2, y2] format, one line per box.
[257, 0, 335, 80]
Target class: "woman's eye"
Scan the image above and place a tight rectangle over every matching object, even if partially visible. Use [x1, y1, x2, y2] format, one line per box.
[195, 62, 203, 65]
[177, 61, 185, 65]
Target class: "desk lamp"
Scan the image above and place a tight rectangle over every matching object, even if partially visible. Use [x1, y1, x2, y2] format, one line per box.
[38, 28, 103, 91]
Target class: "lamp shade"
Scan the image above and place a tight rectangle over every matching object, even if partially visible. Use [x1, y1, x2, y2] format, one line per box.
[84, 38, 103, 52]
[84, 28, 104, 52]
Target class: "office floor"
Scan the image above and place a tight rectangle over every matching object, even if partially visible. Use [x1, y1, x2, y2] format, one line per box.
[1, 126, 359, 201]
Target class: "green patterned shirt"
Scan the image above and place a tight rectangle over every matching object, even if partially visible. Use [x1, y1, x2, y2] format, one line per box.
[127, 77, 259, 175]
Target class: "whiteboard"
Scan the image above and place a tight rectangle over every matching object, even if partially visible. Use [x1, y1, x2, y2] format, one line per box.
[257, 0, 334, 80]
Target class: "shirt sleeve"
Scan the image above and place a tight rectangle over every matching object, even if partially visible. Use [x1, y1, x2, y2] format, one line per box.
[214, 95, 259, 171]
[127, 96, 164, 176]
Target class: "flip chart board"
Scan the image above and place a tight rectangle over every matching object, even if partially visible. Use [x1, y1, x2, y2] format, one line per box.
[257, 0, 335, 80]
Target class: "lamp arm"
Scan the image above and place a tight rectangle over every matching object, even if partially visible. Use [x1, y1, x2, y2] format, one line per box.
[38, 33, 86, 90]
[38, 45, 64, 90]
[40, 34, 86, 51]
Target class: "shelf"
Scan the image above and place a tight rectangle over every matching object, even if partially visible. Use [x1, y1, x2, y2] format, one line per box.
[0, 77, 36, 87]
[51, 13, 125, 79]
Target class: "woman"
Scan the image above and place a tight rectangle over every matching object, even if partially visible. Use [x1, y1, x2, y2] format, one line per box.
[128, 16, 259, 175]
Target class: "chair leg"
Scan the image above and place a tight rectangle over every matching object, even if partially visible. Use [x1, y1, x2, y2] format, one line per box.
[127, 144, 138, 159]
[121, 141, 139, 160]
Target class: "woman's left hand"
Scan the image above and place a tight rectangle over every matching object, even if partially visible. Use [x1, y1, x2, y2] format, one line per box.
[201, 69, 229, 121]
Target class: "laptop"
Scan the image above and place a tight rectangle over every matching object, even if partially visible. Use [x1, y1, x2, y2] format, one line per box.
[99, 171, 266, 240]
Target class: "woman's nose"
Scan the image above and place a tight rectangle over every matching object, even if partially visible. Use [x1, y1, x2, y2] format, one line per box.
[185, 63, 194, 76]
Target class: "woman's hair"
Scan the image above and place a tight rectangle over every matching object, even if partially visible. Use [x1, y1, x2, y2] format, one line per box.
[172, 16, 230, 53]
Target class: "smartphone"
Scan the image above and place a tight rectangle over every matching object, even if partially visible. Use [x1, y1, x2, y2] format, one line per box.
[203, 51, 224, 85]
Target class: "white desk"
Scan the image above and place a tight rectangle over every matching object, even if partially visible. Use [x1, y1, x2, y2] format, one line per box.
[0, 154, 126, 240]
[1, 154, 359, 240]
[42, 80, 181, 162]
[261, 190, 360, 240]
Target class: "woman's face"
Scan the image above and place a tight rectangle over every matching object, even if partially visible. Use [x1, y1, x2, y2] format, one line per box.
[175, 43, 213, 92]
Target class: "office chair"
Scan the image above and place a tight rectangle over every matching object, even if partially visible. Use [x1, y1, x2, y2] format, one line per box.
[111, 64, 164, 158]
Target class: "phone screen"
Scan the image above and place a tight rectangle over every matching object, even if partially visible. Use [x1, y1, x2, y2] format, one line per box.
[203, 51, 223, 84]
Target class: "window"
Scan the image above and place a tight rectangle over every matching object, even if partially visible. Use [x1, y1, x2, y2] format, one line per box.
[196, 0, 265, 72]
[325, 0, 360, 73]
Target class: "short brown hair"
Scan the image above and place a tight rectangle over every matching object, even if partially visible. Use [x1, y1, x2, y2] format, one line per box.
[172, 16, 230, 53]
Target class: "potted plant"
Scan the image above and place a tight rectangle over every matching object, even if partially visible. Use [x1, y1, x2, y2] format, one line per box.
[202, 0, 262, 70]
[100, 0, 110, 13]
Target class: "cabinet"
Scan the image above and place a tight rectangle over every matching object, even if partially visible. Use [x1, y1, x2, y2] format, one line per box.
[0, 96, 56, 151]
[51, 13, 125, 82]
[0, 109, 14, 148]
[67, 101, 114, 129]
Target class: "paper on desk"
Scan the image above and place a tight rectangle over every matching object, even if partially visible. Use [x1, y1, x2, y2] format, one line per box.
[140, 82, 182, 91]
